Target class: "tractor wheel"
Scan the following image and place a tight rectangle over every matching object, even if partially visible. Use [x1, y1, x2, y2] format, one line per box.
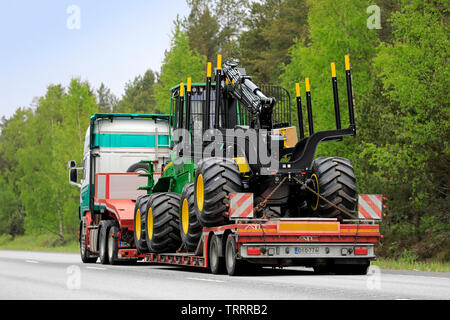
[194, 158, 242, 227]
[145, 193, 182, 253]
[179, 183, 202, 251]
[133, 195, 151, 253]
[310, 157, 357, 220]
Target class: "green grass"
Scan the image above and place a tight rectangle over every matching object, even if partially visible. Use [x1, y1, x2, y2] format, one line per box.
[372, 258, 450, 273]
[0, 234, 79, 253]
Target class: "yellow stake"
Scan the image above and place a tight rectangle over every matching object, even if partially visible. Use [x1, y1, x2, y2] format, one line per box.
[296, 83, 301, 97]
[305, 78, 311, 92]
[180, 82, 185, 97]
[345, 54, 351, 71]
[207, 62, 212, 78]
[187, 77, 192, 92]
[331, 62, 336, 78]
[217, 54, 222, 70]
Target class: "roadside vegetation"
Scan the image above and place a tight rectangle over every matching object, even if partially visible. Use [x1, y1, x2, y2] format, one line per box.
[0, 0, 448, 267]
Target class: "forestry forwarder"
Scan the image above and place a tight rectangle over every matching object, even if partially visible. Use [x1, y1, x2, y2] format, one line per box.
[131, 54, 383, 275]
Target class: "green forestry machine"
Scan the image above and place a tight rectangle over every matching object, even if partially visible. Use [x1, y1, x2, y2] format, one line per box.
[133, 54, 358, 254]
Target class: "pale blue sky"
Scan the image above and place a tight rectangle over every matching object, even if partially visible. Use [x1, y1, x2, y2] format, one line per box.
[0, 0, 190, 119]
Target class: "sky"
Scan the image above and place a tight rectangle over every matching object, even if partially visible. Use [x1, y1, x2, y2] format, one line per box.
[0, 0, 190, 119]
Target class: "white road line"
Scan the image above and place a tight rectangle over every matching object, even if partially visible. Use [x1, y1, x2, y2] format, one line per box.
[187, 277, 225, 283]
[86, 266, 107, 270]
[25, 260, 39, 264]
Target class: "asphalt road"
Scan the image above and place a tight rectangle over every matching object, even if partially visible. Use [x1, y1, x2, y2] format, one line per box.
[0, 250, 449, 300]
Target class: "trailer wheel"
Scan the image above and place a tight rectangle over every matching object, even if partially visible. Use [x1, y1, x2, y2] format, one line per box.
[134, 195, 151, 253]
[194, 158, 242, 227]
[99, 221, 112, 265]
[179, 183, 202, 251]
[80, 219, 97, 264]
[310, 157, 357, 220]
[107, 224, 120, 265]
[209, 234, 225, 274]
[225, 236, 244, 276]
[145, 193, 182, 253]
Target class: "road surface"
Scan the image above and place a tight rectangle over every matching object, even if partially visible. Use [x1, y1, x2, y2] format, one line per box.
[0, 250, 448, 300]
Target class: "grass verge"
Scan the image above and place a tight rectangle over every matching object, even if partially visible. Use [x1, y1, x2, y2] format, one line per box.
[372, 258, 450, 273]
[0, 234, 78, 253]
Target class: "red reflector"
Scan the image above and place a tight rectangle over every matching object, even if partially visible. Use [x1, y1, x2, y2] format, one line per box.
[354, 248, 368, 255]
[247, 248, 261, 255]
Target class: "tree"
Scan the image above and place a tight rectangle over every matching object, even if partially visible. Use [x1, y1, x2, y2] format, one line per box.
[239, 0, 310, 84]
[182, 0, 220, 64]
[116, 70, 158, 114]
[97, 83, 118, 113]
[154, 25, 206, 114]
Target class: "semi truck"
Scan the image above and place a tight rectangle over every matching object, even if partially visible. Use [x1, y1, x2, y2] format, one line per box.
[69, 55, 383, 275]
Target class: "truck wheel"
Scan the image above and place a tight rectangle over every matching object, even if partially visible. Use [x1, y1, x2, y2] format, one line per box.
[310, 157, 357, 220]
[334, 262, 370, 275]
[108, 224, 120, 265]
[127, 163, 149, 173]
[225, 236, 244, 276]
[145, 193, 182, 253]
[179, 183, 202, 251]
[194, 158, 242, 227]
[80, 219, 97, 263]
[209, 234, 225, 274]
[134, 195, 151, 253]
[99, 221, 112, 265]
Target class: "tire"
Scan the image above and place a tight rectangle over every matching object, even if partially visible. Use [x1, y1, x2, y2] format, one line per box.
[179, 183, 202, 251]
[145, 193, 182, 253]
[310, 157, 357, 220]
[334, 262, 370, 275]
[79, 219, 97, 264]
[133, 195, 151, 253]
[209, 234, 225, 274]
[225, 236, 244, 276]
[194, 158, 242, 227]
[127, 163, 149, 173]
[108, 224, 120, 265]
[99, 221, 113, 265]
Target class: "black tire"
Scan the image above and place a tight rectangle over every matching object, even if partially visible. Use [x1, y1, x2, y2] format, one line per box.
[209, 234, 226, 274]
[310, 157, 357, 220]
[108, 224, 120, 265]
[127, 162, 149, 173]
[133, 195, 151, 253]
[99, 221, 113, 265]
[179, 183, 202, 251]
[225, 236, 244, 276]
[334, 262, 370, 275]
[194, 158, 242, 227]
[79, 219, 97, 264]
[145, 193, 182, 253]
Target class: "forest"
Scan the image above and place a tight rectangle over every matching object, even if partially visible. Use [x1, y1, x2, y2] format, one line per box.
[0, 0, 448, 261]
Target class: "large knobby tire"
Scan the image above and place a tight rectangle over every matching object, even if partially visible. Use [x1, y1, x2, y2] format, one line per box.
[179, 183, 202, 251]
[194, 158, 242, 227]
[311, 157, 357, 220]
[133, 195, 151, 253]
[145, 193, 182, 253]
